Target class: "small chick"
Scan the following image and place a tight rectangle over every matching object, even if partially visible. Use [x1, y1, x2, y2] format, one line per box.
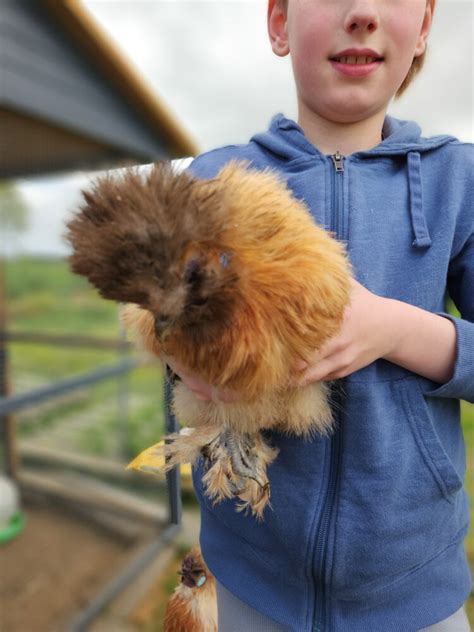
[164, 545, 217, 632]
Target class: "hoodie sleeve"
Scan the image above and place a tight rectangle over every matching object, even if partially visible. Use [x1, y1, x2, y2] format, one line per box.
[422, 231, 474, 403]
[186, 151, 226, 179]
[186, 145, 253, 180]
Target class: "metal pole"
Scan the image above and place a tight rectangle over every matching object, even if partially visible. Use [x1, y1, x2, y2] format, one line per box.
[0, 257, 18, 478]
[116, 311, 130, 460]
[164, 366, 182, 526]
[68, 523, 181, 632]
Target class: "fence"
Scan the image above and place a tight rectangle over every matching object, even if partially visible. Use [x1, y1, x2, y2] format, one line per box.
[0, 328, 182, 630]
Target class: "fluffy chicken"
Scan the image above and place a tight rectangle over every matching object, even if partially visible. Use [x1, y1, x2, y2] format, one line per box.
[66, 160, 352, 519]
[164, 545, 217, 632]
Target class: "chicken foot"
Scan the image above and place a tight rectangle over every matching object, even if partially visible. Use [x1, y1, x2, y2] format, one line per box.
[127, 423, 279, 520]
[200, 428, 278, 520]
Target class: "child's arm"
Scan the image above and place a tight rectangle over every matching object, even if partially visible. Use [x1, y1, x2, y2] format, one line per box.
[293, 194, 473, 403]
[380, 300, 457, 383]
[292, 278, 463, 388]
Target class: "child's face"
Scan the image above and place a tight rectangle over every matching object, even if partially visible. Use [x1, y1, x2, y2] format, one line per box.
[268, 0, 434, 124]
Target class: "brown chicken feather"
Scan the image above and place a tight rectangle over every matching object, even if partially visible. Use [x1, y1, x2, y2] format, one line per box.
[66, 160, 352, 519]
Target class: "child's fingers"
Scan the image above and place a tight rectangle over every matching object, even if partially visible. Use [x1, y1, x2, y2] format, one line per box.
[181, 375, 214, 401]
[212, 386, 240, 404]
[292, 345, 328, 373]
[293, 358, 309, 371]
[194, 391, 212, 402]
[289, 356, 332, 387]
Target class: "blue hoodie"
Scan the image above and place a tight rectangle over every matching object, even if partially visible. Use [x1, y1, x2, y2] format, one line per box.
[187, 114, 474, 632]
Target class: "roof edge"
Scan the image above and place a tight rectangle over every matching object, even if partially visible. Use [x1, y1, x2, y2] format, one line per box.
[43, 0, 200, 159]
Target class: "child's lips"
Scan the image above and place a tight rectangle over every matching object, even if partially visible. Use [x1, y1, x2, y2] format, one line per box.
[329, 58, 383, 77]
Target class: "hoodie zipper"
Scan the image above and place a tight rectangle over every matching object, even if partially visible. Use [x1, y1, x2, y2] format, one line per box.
[331, 150, 345, 174]
[312, 151, 345, 632]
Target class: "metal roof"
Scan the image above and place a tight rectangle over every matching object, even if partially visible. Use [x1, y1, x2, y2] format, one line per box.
[0, 0, 199, 178]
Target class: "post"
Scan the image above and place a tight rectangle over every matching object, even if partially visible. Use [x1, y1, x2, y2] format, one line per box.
[164, 365, 182, 526]
[0, 257, 18, 478]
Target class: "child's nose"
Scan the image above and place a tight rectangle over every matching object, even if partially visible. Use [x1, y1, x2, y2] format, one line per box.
[343, 1, 379, 34]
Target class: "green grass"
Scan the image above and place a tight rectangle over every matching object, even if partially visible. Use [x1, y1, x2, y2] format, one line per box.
[462, 400, 474, 621]
[6, 255, 119, 335]
[5, 255, 166, 461]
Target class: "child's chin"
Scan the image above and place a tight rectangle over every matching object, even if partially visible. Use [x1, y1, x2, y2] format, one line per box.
[316, 93, 388, 123]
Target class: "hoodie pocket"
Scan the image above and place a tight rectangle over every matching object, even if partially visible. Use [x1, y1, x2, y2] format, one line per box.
[331, 377, 465, 600]
[398, 377, 462, 500]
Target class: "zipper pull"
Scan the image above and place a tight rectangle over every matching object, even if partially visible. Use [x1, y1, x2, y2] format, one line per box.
[331, 151, 345, 172]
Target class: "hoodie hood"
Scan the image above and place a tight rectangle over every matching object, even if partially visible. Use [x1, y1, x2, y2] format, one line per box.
[251, 113, 457, 160]
[251, 114, 459, 250]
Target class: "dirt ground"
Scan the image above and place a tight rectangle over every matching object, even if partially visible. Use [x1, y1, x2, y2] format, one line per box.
[0, 500, 134, 632]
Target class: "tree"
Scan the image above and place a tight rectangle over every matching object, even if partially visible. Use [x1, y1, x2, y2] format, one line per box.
[0, 181, 28, 475]
[0, 182, 29, 258]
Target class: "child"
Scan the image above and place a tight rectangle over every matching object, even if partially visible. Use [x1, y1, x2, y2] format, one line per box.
[166, 0, 473, 629]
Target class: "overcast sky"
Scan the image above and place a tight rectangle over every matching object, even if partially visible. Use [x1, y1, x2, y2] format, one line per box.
[6, 0, 473, 257]
[82, 0, 473, 149]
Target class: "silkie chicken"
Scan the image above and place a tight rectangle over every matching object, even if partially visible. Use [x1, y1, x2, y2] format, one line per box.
[164, 545, 217, 632]
[65, 160, 352, 520]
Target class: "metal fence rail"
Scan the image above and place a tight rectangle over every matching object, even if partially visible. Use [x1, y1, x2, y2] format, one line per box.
[0, 358, 138, 417]
[0, 330, 183, 630]
[68, 522, 181, 632]
[2, 331, 132, 351]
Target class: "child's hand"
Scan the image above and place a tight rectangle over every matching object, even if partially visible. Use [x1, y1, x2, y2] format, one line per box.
[163, 355, 240, 403]
[291, 279, 395, 385]
[167, 279, 393, 395]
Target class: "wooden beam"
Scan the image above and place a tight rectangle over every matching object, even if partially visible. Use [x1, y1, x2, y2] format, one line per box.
[18, 442, 194, 493]
[18, 469, 168, 524]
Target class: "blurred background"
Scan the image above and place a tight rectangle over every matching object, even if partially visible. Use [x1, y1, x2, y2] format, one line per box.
[1, 1, 472, 630]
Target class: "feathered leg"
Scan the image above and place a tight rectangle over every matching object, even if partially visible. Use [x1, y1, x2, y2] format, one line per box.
[201, 429, 279, 520]
[128, 425, 279, 520]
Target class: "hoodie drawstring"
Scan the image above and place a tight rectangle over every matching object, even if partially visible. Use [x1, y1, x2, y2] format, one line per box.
[407, 151, 432, 249]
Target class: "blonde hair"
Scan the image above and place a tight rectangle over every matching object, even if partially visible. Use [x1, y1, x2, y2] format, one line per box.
[273, 0, 427, 98]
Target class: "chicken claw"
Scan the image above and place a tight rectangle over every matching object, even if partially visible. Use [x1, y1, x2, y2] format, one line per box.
[200, 429, 278, 520]
[223, 428, 268, 489]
